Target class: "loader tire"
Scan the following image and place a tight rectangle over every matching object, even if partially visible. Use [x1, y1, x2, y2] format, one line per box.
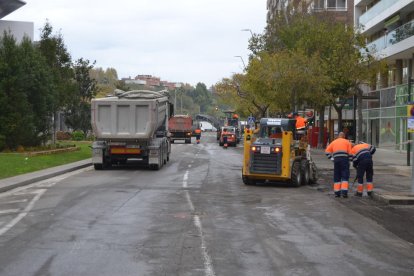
[300, 160, 310, 185]
[291, 161, 302, 187]
[309, 161, 319, 184]
[94, 164, 103, 170]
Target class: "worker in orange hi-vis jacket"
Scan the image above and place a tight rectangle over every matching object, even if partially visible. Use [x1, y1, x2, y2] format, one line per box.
[325, 132, 353, 198]
[194, 128, 201, 144]
[292, 112, 307, 130]
[351, 142, 376, 197]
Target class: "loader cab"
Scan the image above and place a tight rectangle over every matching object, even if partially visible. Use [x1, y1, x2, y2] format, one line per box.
[257, 118, 296, 141]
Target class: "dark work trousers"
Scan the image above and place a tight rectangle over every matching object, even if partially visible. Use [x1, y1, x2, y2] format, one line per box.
[357, 158, 373, 184]
[333, 157, 350, 196]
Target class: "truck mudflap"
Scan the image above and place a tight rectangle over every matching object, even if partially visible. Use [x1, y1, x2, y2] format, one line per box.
[148, 138, 164, 165]
[91, 141, 106, 164]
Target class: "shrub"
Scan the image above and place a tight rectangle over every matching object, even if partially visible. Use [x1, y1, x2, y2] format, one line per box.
[0, 135, 5, 151]
[71, 131, 85, 141]
[56, 131, 72, 140]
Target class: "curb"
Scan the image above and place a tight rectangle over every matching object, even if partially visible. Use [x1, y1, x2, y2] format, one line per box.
[373, 192, 414, 205]
[0, 160, 92, 193]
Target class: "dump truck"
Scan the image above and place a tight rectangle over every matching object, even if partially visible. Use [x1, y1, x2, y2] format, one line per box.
[168, 115, 193, 143]
[91, 89, 172, 170]
[242, 118, 318, 186]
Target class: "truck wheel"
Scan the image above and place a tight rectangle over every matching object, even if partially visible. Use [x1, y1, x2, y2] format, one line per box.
[150, 164, 160, 170]
[185, 138, 191, 144]
[300, 160, 310, 185]
[219, 142, 223, 146]
[94, 164, 103, 170]
[291, 161, 302, 187]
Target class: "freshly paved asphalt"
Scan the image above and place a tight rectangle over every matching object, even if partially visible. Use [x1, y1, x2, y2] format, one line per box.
[1, 144, 413, 204]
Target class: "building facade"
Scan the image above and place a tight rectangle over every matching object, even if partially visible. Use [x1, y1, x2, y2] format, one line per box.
[267, 0, 354, 24]
[0, 0, 33, 42]
[355, 0, 414, 151]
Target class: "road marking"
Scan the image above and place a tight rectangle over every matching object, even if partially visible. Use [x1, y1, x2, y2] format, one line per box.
[0, 199, 28, 204]
[183, 171, 189, 188]
[0, 168, 88, 198]
[0, 189, 46, 236]
[0, 209, 20, 215]
[182, 170, 215, 276]
[188, 164, 192, 168]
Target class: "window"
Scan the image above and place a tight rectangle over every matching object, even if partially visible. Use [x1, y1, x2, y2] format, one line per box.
[327, 0, 346, 9]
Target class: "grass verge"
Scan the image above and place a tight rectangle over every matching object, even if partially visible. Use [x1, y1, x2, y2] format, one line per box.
[0, 141, 91, 180]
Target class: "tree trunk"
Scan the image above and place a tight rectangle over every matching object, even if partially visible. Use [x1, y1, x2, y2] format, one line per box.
[333, 100, 346, 134]
[317, 107, 325, 149]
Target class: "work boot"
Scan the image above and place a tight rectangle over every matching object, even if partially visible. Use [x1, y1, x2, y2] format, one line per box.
[334, 192, 341, 198]
[354, 192, 362, 197]
[342, 193, 348, 198]
[367, 191, 373, 197]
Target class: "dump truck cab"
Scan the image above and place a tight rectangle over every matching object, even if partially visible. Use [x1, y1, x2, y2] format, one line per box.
[242, 118, 317, 186]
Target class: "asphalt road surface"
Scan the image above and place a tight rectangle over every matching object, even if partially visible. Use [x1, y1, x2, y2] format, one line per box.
[0, 132, 413, 276]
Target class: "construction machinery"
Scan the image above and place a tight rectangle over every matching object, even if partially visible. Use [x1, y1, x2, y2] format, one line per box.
[242, 118, 318, 186]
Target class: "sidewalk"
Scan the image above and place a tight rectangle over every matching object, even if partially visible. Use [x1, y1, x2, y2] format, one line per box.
[0, 159, 92, 193]
[310, 148, 414, 205]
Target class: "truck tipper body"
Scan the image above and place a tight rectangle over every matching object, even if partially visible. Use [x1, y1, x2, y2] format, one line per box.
[91, 89, 172, 170]
[168, 115, 193, 143]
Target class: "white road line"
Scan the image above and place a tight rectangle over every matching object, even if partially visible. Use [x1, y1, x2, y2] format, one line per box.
[183, 171, 189, 188]
[0, 189, 46, 237]
[194, 215, 215, 276]
[182, 170, 215, 276]
[0, 209, 20, 215]
[0, 168, 88, 199]
[0, 199, 28, 204]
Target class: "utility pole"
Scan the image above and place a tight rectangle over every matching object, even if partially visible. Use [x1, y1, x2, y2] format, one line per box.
[408, 58, 412, 167]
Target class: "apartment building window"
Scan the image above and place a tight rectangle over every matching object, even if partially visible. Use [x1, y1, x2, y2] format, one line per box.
[314, 0, 324, 9]
[327, 0, 346, 9]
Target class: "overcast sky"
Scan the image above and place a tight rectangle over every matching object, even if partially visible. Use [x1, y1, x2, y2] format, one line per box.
[4, 0, 267, 87]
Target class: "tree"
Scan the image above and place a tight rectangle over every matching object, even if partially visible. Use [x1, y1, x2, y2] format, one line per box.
[254, 10, 379, 146]
[65, 58, 98, 135]
[0, 32, 55, 149]
[38, 21, 74, 142]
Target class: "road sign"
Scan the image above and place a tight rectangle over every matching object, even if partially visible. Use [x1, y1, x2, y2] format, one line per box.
[247, 116, 255, 124]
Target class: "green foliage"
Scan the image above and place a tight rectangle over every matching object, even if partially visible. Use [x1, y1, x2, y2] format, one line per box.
[0, 134, 5, 151]
[0, 141, 91, 179]
[65, 58, 98, 134]
[71, 131, 85, 141]
[0, 32, 55, 148]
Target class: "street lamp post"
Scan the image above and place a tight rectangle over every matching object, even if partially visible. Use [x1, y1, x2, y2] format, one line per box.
[241, 28, 254, 37]
[234, 56, 246, 69]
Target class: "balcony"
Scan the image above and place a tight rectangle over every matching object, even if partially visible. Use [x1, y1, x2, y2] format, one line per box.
[359, 0, 397, 27]
[367, 19, 414, 52]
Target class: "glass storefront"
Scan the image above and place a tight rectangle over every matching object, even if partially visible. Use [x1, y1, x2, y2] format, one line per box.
[362, 84, 414, 151]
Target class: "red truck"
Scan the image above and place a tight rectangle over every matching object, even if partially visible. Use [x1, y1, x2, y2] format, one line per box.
[169, 115, 193, 144]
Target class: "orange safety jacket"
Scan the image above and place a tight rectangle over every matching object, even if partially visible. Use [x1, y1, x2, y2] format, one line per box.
[195, 129, 201, 134]
[325, 138, 352, 160]
[351, 143, 375, 166]
[295, 116, 307, 130]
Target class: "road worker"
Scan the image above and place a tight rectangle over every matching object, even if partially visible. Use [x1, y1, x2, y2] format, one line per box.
[194, 128, 202, 144]
[351, 142, 376, 197]
[325, 132, 353, 198]
[293, 112, 307, 131]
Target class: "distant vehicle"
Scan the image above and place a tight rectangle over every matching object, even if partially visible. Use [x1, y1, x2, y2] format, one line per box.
[169, 115, 193, 144]
[219, 126, 237, 147]
[200, 121, 217, 132]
